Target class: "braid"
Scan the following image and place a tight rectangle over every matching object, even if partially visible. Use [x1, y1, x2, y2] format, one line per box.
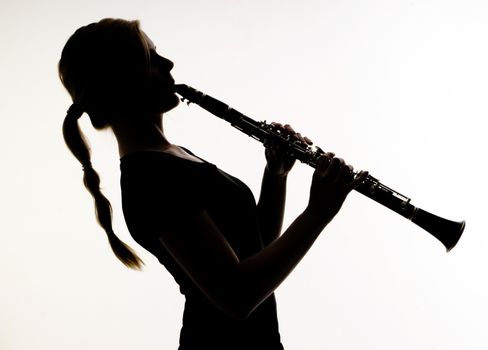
[63, 105, 144, 269]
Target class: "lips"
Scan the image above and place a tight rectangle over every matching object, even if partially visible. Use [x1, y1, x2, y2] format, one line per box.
[162, 76, 175, 88]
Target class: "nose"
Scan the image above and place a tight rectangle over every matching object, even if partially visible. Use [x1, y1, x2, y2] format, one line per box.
[164, 57, 174, 70]
[153, 52, 174, 71]
[159, 54, 173, 69]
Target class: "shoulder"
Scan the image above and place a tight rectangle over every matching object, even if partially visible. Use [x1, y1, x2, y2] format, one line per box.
[120, 150, 214, 208]
[121, 150, 212, 179]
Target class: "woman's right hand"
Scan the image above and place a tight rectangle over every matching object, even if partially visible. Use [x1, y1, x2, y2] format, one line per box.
[306, 153, 368, 223]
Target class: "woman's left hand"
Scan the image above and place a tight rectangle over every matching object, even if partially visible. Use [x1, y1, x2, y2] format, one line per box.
[265, 122, 313, 177]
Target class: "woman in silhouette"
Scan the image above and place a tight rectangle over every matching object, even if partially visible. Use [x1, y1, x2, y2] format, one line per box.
[59, 18, 367, 350]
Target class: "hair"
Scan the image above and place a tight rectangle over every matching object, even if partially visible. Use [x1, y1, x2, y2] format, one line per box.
[59, 18, 149, 269]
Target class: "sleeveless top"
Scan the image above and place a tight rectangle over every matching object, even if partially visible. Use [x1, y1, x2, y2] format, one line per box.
[120, 150, 284, 350]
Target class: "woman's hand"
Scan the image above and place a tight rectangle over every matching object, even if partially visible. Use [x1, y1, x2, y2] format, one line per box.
[265, 122, 313, 177]
[306, 153, 368, 223]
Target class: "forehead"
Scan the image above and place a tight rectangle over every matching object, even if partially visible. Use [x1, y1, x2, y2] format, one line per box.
[140, 31, 156, 50]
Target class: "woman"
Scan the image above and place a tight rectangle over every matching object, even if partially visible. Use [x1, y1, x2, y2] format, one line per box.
[59, 18, 367, 350]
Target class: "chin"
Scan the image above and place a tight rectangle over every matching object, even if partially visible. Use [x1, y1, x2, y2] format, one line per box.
[159, 92, 180, 113]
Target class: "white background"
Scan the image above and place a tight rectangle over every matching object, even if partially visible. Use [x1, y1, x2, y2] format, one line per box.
[1, 0, 486, 349]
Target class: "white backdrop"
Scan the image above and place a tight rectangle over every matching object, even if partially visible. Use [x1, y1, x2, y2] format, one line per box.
[1, 0, 486, 349]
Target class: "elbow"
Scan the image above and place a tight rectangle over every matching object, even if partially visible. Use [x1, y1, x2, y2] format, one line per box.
[227, 294, 259, 320]
[210, 280, 259, 320]
[221, 300, 254, 320]
[221, 308, 250, 321]
[207, 289, 252, 320]
[198, 266, 266, 320]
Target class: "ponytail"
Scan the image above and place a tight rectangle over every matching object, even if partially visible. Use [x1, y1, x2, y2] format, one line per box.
[62, 104, 144, 269]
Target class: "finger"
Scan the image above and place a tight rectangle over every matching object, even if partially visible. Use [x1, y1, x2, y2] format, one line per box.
[324, 157, 344, 180]
[340, 164, 355, 182]
[271, 122, 284, 134]
[295, 133, 312, 146]
[283, 124, 295, 134]
[275, 123, 313, 146]
[315, 155, 331, 177]
[264, 138, 277, 149]
[293, 132, 307, 145]
[295, 132, 305, 143]
[347, 170, 369, 192]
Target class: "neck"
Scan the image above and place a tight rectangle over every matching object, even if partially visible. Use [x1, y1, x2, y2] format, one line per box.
[111, 113, 172, 158]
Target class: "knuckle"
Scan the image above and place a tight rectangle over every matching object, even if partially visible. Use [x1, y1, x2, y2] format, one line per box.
[330, 157, 341, 165]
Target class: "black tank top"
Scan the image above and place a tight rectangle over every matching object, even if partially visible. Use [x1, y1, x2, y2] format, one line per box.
[120, 150, 284, 350]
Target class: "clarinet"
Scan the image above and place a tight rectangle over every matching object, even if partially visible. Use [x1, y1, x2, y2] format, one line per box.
[174, 84, 465, 252]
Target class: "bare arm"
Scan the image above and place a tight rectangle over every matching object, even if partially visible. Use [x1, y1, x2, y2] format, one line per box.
[257, 123, 314, 245]
[158, 155, 367, 320]
[256, 167, 287, 245]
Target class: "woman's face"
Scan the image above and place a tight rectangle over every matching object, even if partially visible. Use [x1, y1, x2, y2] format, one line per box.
[141, 32, 180, 114]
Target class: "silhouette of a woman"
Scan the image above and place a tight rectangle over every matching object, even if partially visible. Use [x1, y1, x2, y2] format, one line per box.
[59, 18, 367, 350]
